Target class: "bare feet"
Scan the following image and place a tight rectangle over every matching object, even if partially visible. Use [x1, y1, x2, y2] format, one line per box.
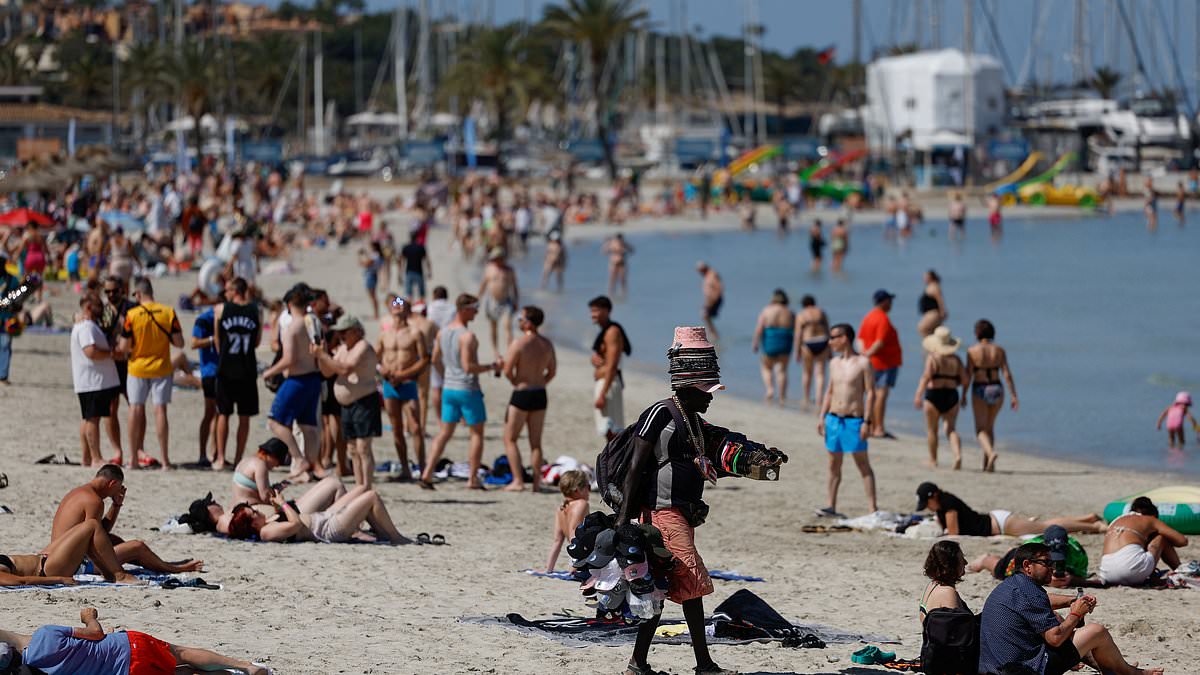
[502, 483, 526, 493]
[113, 572, 148, 585]
[211, 461, 228, 471]
[170, 559, 204, 573]
[953, 456, 962, 470]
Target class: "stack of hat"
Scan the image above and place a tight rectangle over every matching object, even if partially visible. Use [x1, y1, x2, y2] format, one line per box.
[667, 327, 724, 393]
[569, 512, 674, 620]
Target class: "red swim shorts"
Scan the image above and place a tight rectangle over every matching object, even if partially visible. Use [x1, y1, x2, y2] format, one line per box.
[646, 507, 713, 604]
[127, 631, 177, 675]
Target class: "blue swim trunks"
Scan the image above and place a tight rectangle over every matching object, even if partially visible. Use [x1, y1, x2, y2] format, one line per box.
[442, 388, 486, 425]
[383, 379, 419, 401]
[761, 327, 794, 358]
[824, 413, 868, 453]
[270, 372, 323, 427]
[874, 367, 899, 388]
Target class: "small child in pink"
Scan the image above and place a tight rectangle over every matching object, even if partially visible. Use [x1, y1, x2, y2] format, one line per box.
[1157, 391, 1198, 448]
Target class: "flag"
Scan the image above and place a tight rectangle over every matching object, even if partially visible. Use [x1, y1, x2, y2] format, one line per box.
[817, 45, 836, 65]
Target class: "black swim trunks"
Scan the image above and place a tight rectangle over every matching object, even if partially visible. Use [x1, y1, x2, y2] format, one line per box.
[341, 392, 382, 440]
[509, 388, 548, 412]
[704, 296, 724, 320]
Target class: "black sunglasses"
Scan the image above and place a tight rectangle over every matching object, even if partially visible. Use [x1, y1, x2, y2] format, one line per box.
[1027, 558, 1053, 567]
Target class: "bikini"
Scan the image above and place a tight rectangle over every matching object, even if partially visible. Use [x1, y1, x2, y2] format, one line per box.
[924, 367, 961, 414]
[918, 292, 939, 315]
[971, 363, 1004, 405]
[233, 471, 258, 492]
[0, 553, 47, 576]
[919, 581, 969, 618]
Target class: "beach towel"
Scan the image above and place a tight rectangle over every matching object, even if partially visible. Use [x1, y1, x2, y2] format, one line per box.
[0, 567, 221, 592]
[521, 569, 579, 581]
[458, 613, 896, 649]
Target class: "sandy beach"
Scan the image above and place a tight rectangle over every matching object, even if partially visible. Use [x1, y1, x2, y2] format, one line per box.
[0, 198, 1194, 675]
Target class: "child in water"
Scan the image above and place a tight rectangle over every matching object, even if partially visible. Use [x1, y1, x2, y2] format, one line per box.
[1157, 391, 1198, 448]
[544, 469, 590, 572]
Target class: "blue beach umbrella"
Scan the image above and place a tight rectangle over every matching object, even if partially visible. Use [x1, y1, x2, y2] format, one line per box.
[97, 210, 147, 232]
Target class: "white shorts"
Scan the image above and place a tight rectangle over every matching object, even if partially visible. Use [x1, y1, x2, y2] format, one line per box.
[127, 375, 173, 406]
[1099, 544, 1157, 586]
[990, 509, 1012, 535]
[593, 378, 624, 436]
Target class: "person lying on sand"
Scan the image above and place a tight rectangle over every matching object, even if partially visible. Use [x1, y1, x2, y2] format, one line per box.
[49, 464, 202, 575]
[0, 607, 268, 675]
[916, 482, 1107, 537]
[227, 487, 412, 545]
[185, 475, 349, 537]
[968, 525, 1087, 588]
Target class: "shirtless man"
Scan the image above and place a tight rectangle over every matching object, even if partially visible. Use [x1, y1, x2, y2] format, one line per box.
[794, 295, 831, 408]
[502, 306, 557, 493]
[602, 233, 634, 297]
[85, 219, 109, 280]
[815, 323, 877, 518]
[49, 465, 201, 577]
[541, 230, 567, 291]
[261, 286, 325, 481]
[751, 289, 793, 405]
[696, 262, 723, 343]
[407, 300, 439, 450]
[589, 296, 630, 441]
[478, 248, 519, 358]
[313, 316, 380, 487]
[377, 297, 429, 480]
[1098, 497, 1188, 586]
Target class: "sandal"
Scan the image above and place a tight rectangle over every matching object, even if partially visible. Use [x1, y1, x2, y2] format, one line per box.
[416, 533, 432, 545]
[430, 534, 446, 546]
[694, 664, 738, 674]
[0, 473, 7, 489]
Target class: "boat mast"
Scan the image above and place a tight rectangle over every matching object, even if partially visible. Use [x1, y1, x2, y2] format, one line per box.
[314, 30, 325, 155]
[394, 1, 408, 140]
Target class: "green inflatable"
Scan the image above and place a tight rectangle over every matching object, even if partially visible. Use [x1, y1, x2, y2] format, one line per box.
[1103, 486, 1200, 535]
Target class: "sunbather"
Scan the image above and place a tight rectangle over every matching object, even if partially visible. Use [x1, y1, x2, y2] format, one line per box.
[231, 438, 291, 505]
[0, 607, 267, 674]
[185, 475, 348, 536]
[916, 482, 1107, 537]
[0, 520, 141, 586]
[228, 487, 412, 544]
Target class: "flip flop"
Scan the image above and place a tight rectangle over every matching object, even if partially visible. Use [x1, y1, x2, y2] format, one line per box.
[160, 577, 221, 590]
[418, 479, 436, 491]
[138, 455, 162, 469]
[430, 534, 446, 545]
[416, 532, 432, 545]
[0, 473, 7, 489]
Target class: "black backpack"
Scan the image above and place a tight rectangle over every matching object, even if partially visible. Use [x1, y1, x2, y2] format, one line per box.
[920, 607, 980, 675]
[595, 399, 682, 512]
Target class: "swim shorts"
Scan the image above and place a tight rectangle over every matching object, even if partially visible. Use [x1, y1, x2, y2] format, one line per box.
[269, 372, 322, 427]
[704, 296, 723, 320]
[383, 379, 419, 401]
[201, 376, 217, 400]
[1098, 544, 1157, 586]
[874, 367, 899, 388]
[593, 378, 625, 436]
[341, 392, 383, 440]
[509, 388, 548, 412]
[127, 375, 172, 406]
[646, 507, 713, 604]
[127, 630, 176, 675]
[824, 413, 868, 453]
[215, 376, 259, 416]
[442, 388, 486, 425]
[77, 386, 119, 419]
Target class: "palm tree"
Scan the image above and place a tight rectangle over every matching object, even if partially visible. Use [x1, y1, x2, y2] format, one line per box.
[169, 41, 217, 163]
[122, 42, 169, 152]
[61, 46, 110, 109]
[0, 39, 35, 87]
[1091, 67, 1121, 100]
[542, 0, 647, 179]
[235, 34, 299, 122]
[442, 24, 547, 173]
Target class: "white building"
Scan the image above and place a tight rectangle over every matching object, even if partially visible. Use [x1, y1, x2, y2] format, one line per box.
[864, 49, 1006, 152]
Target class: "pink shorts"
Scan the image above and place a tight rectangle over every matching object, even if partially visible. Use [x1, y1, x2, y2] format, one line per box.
[645, 507, 713, 603]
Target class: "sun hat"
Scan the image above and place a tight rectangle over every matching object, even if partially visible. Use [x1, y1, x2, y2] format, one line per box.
[921, 326, 963, 355]
[1176, 391, 1192, 406]
[916, 482, 939, 511]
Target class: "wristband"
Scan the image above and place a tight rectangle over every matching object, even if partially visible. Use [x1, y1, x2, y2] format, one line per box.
[1069, 611, 1084, 620]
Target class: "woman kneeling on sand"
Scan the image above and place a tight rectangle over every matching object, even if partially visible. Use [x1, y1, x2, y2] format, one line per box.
[228, 487, 412, 544]
[916, 482, 1106, 537]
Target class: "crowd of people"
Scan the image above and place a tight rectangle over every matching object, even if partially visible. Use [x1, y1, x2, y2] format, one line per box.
[0, 158, 1187, 675]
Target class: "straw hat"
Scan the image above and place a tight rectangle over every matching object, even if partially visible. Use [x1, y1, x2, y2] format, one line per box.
[922, 326, 962, 355]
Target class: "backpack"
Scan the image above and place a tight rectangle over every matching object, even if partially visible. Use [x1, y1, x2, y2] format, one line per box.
[920, 607, 979, 675]
[595, 399, 681, 513]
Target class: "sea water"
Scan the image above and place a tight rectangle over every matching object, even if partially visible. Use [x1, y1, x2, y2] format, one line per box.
[511, 211, 1200, 475]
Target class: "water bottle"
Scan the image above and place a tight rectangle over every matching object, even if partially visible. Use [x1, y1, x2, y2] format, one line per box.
[304, 306, 321, 345]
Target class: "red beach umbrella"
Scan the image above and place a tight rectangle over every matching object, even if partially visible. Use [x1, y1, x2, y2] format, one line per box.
[0, 208, 54, 228]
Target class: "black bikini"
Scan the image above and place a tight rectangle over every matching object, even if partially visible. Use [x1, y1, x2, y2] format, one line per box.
[0, 554, 13, 572]
[918, 293, 939, 314]
[924, 369, 961, 413]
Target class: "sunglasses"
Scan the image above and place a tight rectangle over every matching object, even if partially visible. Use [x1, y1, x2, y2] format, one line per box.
[830, 333, 846, 340]
[1027, 558, 1053, 568]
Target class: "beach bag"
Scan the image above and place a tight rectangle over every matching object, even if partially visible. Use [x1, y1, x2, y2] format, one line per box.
[920, 607, 979, 675]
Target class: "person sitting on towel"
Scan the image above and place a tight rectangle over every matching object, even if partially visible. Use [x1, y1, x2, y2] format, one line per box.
[1097, 497, 1187, 587]
[0, 606, 268, 674]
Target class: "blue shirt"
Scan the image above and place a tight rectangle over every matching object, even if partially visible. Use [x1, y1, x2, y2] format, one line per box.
[978, 573, 1061, 674]
[23, 625, 131, 675]
[193, 308, 219, 378]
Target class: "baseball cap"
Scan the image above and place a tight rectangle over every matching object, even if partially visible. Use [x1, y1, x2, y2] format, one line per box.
[916, 482, 939, 511]
[873, 289, 896, 305]
[330, 314, 362, 332]
[186, 492, 219, 533]
[1043, 525, 1069, 562]
[573, 528, 617, 569]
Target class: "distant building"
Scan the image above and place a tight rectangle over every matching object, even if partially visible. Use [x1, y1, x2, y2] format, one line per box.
[0, 87, 115, 162]
[864, 49, 1006, 154]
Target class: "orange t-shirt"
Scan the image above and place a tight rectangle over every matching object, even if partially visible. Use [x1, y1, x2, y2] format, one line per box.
[858, 307, 902, 371]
